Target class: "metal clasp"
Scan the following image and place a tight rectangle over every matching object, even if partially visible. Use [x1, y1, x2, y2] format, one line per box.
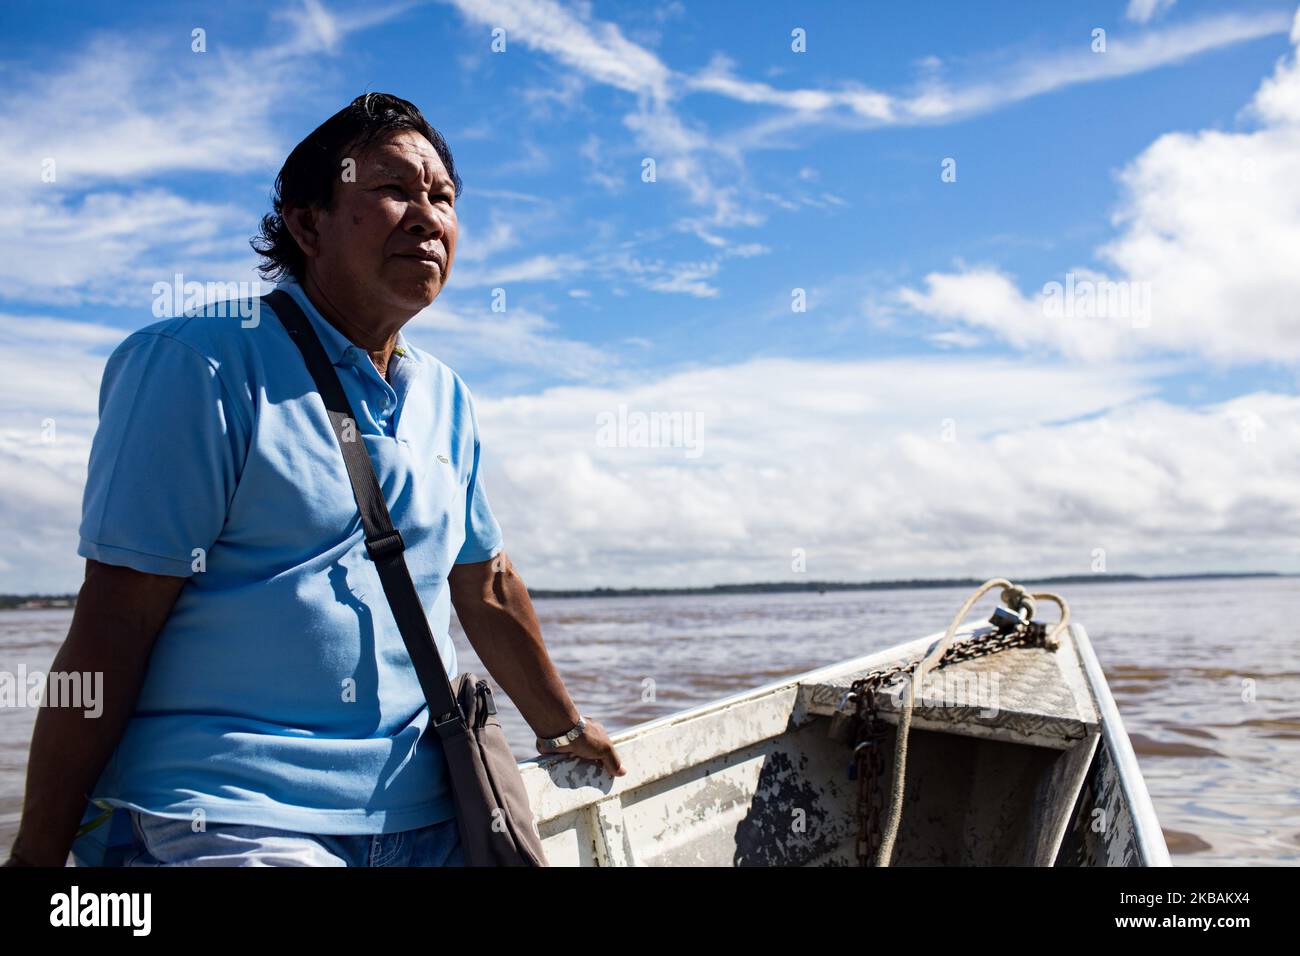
[365, 529, 405, 562]
[988, 605, 1026, 635]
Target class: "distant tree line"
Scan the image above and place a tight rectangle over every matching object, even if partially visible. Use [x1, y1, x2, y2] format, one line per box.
[1, 571, 1284, 609]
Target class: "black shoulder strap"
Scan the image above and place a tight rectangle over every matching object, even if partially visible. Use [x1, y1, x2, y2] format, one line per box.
[263, 289, 464, 732]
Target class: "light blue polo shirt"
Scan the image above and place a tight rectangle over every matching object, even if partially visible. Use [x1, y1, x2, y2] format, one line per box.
[74, 278, 504, 843]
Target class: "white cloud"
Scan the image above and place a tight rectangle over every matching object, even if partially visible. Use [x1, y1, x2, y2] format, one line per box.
[621, 97, 759, 229]
[465, 356, 1300, 588]
[1, 0, 1286, 315]
[1126, 0, 1177, 24]
[519, 71, 589, 118]
[899, 12, 1300, 365]
[488, 138, 552, 176]
[0, 36, 284, 187]
[0, 312, 123, 588]
[956, 10, 1288, 120]
[600, 249, 727, 298]
[442, 0, 673, 99]
[927, 329, 985, 349]
[446, 252, 589, 288]
[0, 311, 122, 426]
[453, 215, 521, 264]
[443, 235, 757, 301]
[270, 0, 425, 56]
[0, 1, 423, 311]
[6, 315, 1299, 591]
[444, 0, 1291, 249]
[0, 189, 257, 307]
[897, 267, 1147, 362]
[712, 10, 1291, 139]
[409, 300, 614, 380]
[578, 134, 625, 192]
[0, 0, 418, 187]
[0, 427, 99, 588]
[5, 1, 1300, 593]
[686, 52, 893, 121]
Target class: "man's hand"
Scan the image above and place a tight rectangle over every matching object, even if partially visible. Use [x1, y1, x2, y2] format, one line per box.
[536, 716, 626, 777]
[449, 549, 627, 781]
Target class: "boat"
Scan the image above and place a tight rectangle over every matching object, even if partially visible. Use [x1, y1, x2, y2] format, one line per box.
[517, 580, 1171, 866]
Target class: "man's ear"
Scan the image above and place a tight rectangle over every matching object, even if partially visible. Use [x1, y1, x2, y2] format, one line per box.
[282, 203, 322, 261]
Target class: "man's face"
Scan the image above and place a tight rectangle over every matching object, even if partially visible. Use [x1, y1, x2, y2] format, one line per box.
[303, 128, 458, 315]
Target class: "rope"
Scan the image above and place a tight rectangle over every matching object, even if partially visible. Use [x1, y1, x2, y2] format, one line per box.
[873, 578, 1070, 866]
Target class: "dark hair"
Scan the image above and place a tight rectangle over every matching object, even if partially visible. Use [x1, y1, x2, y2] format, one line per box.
[251, 92, 462, 283]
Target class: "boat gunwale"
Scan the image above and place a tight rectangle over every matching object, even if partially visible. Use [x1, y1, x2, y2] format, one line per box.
[1069, 622, 1173, 867]
[516, 624, 978, 773]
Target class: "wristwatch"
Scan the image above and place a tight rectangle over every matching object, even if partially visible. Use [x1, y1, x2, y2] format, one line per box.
[537, 715, 587, 751]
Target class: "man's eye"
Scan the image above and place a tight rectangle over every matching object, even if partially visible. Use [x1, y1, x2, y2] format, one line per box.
[380, 184, 404, 194]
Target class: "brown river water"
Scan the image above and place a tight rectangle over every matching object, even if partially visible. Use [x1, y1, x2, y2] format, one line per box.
[2, 576, 1296, 865]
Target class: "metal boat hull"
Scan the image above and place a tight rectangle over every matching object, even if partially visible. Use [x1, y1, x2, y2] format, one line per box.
[519, 622, 1170, 866]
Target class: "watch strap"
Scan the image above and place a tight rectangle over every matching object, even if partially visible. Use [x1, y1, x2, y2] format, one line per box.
[537, 715, 586, 749]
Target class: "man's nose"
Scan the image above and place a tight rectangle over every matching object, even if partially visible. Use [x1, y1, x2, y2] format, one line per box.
[405, 194, 446, 238]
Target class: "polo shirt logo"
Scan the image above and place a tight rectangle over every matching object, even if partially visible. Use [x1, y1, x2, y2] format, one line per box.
[437, 454, 449, 463]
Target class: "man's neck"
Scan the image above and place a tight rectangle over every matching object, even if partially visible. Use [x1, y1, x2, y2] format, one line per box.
[299, 272, 405, 378]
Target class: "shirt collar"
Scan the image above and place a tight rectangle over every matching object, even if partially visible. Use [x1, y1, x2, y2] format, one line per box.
[274, 278, 418, 372]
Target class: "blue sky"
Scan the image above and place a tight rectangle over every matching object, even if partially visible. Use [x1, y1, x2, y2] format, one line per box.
[3, 0, 1300, 591]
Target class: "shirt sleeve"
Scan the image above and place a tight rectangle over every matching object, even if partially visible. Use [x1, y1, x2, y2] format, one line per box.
[77, 331, 247, 577]
[453, 385, 504, 565]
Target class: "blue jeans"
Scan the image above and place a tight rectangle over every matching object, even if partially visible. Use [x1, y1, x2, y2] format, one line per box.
[122, 810, 464, 867]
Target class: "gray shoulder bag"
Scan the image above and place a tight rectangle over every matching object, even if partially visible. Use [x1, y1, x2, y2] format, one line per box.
[265, 289, 548, 867]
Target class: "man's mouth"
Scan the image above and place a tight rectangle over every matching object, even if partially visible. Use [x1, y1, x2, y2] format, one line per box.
[394, 249, 443, 268]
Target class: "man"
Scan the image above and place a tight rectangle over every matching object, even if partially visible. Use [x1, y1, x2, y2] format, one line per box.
[5, 93, 624, 868]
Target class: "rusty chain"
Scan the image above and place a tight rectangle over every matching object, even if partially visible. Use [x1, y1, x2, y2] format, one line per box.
[845, 618, 1049, 866]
